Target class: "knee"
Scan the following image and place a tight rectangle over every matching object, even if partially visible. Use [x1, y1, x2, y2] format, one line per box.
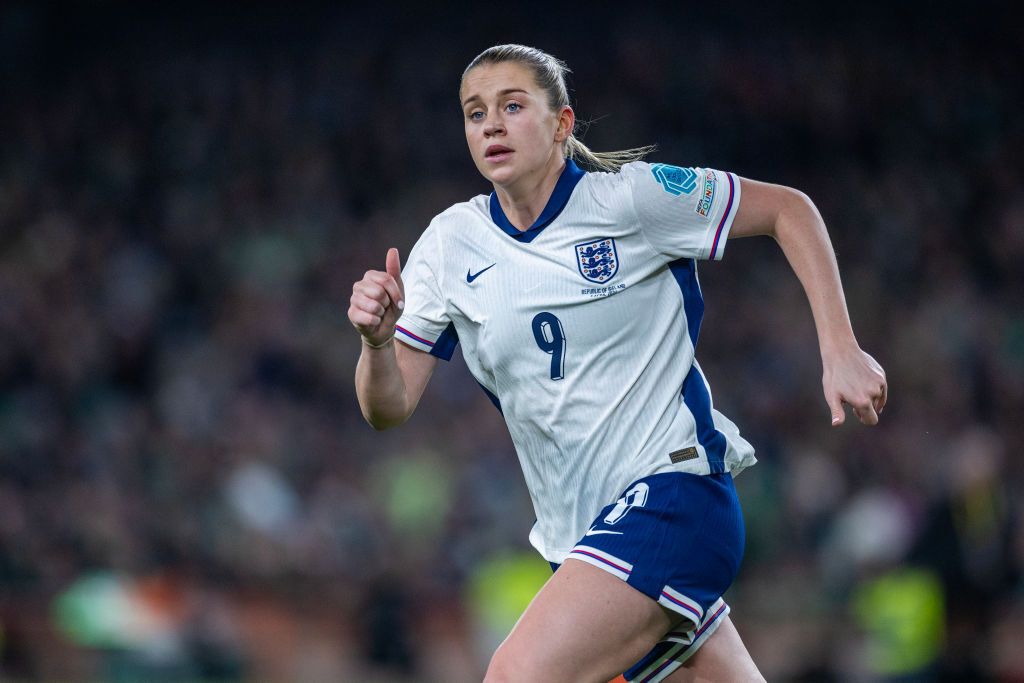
[483, 647, 520, 683]
[484, 645, 550, 683]
[482, 659, 511, 683]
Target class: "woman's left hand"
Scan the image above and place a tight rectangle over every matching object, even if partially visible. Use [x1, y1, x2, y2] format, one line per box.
[822, 346, 887, 426]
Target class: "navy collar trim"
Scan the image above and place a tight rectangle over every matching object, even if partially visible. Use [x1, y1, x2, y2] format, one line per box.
[488, 159, 586, 244]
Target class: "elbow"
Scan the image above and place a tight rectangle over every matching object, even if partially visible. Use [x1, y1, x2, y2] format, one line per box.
[772, 187, 820, 241]
[356, 390, 412, 431]
[777, 186, 815, 219]
[788, 187, 817, 216]
[361, 408, 408, 431]
[363, 414, 389, 431]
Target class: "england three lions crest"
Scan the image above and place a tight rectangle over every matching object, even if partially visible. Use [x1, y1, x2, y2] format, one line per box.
[575, 238, 619, 284]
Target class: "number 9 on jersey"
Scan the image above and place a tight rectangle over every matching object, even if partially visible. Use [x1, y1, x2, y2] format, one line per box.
[531, 312, 566, 381]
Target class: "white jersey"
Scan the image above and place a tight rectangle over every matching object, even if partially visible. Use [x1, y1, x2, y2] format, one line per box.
[395, 159, 756, 564]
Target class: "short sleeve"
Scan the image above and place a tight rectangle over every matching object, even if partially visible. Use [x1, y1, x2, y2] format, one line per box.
[621, 161, 741, 261]
[394, 223, 459, 360]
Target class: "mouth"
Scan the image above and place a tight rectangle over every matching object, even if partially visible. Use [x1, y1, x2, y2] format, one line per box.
[485, 145, 513, 162]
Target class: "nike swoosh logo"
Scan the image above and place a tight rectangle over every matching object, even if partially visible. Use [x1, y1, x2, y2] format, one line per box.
[584, 529, 623, 536]
[466, 263, 496, 283]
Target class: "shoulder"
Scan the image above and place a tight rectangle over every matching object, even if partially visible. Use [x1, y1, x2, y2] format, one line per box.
[570, 164, 649, 215]
[408, 194, 491, 263]
[419, 193, 491, 233]
[569, 160, 704, 221]
[617, 161, 724, 213]
[432, 194, 490, 228]
[413, 195, 490, 243]
[577, 162, 651, 192]
[576, 160, 673, 202]
[620, 160, 708, 196]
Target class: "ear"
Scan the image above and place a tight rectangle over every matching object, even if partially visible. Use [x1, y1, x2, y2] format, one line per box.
[554, 105, 575, 143]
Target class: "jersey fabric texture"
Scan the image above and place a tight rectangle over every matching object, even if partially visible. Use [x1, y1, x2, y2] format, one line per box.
[395, 158, 757, 564]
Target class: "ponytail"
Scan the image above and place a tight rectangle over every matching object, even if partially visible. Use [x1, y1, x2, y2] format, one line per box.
[564, 135, 655, 173]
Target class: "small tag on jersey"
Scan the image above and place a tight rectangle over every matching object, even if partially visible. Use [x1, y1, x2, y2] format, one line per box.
[669, 447, 699, 464]
[695, 169, 716, 219]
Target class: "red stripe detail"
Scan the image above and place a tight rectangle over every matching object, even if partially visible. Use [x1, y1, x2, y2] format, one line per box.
[640, 604, 729, 682]
[639, 655, 678, 683]
[709, 173, 734, 258]
[395, 325, 434, 347]
[570, 549, 632, 575]
[666, 602, 728, 640]
[660, 591, 702, 619]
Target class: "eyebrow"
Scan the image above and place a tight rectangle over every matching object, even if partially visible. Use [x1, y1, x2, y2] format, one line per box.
[461, 88, 529, 107]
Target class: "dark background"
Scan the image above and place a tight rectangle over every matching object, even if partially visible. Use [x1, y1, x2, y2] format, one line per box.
[1, 2, 1022, 680]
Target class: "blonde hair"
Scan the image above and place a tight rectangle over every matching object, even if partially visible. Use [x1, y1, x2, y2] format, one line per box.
[461, 44, 655, 173]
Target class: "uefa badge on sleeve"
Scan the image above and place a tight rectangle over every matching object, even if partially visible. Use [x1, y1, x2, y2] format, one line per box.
[650, 163, 698, 196]
[575, 238, 619, 284]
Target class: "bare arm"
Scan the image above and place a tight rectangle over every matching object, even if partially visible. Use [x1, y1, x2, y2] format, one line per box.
[730, 178, 887, 425]
[355, 337, 437, 429]
[349, 248, 439, 429]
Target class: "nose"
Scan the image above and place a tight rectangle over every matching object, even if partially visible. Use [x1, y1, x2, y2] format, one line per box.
[484, 113, 505, 137]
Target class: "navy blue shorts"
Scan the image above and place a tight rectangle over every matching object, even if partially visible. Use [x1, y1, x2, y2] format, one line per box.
[550, 471, 745, 682]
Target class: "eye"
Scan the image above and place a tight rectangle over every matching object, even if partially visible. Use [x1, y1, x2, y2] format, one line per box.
[469, 111, 484, 121]
[506, 102, 521, 113]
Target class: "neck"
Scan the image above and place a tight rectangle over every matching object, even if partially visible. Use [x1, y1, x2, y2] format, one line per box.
[493, 154, 566, 231]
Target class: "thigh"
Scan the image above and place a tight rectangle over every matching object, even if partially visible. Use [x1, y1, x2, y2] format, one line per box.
[484, 558, 678, 683]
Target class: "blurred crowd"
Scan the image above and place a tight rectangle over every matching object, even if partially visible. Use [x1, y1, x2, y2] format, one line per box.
[1, 3, 1022, 681]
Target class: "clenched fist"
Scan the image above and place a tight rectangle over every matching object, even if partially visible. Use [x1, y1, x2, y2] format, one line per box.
[823, 345, 887, 426]
[349, 248, 405, 347]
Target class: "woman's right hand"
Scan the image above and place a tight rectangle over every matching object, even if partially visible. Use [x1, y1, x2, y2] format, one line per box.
[348, 248, 405, 346]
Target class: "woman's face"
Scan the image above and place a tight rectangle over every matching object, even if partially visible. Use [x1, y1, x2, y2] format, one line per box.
[460, 62, 571, 190]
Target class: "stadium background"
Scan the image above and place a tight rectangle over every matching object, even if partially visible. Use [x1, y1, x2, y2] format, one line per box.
[0, 2, 1021, 681]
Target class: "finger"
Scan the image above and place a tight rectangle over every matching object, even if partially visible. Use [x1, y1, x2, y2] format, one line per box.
[827, 394, 845, 426]
[869, 379, 887, 416]
[877, 380, 888, 413]
[351, 291, 387, 318]
[379, 276, 404, 313]
[348, 306, 382, 329]
[354, 280, 392, 310]
[385, 248, 405, 304]
[361, 273, 402, 312]
[854, 400, 879, 426]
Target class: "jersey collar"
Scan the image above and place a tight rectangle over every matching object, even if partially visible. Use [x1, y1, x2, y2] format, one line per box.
[488, 158, 586, 243]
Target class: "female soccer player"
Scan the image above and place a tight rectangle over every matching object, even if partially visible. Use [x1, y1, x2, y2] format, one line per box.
[348, 44, 887, 683]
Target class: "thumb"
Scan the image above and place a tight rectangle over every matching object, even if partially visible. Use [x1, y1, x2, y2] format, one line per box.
[385, 246, 401, 286]
[385, 247, 404, 296]
[828, 394, 846, 427]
